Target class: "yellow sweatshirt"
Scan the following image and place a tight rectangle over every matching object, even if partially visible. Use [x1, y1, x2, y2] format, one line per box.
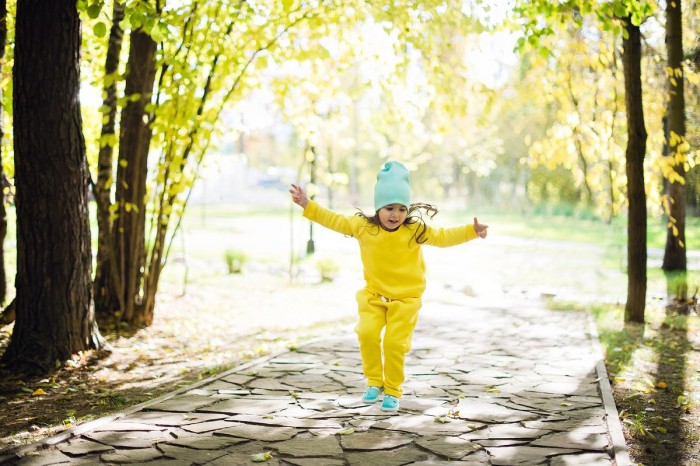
[303, 200, 478, 299]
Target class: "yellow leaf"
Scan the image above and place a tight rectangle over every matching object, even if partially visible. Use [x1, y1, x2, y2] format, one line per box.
[337, 427, 355, 435]
[250, 452, 272, 462]
[435, 416, 452, 423]
[32, 388, 46, 396]
[657, 381, 668, 389]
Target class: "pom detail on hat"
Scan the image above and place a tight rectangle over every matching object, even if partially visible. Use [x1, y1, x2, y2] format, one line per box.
[374, 161, 411, 211]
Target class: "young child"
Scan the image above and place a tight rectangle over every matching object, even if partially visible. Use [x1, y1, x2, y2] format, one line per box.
[289, 161, 488, 412]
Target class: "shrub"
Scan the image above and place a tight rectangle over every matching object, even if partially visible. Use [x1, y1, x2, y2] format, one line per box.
[224, 249, 247, 274]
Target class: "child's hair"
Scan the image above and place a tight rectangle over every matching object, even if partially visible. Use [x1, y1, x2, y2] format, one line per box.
[355, 202, 439, 244]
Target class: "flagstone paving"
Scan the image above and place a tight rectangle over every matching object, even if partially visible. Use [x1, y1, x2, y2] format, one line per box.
[1, 297, 630, 465]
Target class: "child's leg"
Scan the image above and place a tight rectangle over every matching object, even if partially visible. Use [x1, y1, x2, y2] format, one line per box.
[355, 289, 387, 388]
[382, 297, 422, 398]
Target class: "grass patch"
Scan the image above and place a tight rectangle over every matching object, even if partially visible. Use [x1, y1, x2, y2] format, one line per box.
[549, 299, 700, 465]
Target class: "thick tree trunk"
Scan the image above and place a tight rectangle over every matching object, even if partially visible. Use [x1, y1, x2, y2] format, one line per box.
[94, 1, 126, 317]
[3, 0, 104, 374]
[622, 17, 648, 323]
[662, 0, 687, 272]
[110, 28, 157, 327]
[0, 0, 8, 306]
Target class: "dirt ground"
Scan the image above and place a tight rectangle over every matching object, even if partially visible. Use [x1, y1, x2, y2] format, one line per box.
[0, 267, 360, 453]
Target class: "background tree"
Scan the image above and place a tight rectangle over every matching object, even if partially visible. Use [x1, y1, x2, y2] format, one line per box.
[0, 0, 8, 308]
[524, 22, 626, 220]
[515, 0, 653, 322]
[109, 9, 159, 327]
[93, 1, 339, 326]
[1, 0, 104, 373]
[661, 0, 688, 272]
[621, 12, 648, 323]
[92, 0, 126, 318]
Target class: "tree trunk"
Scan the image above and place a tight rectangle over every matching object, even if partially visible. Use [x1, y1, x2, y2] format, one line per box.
[3, 0, 104, 374]
[622, 17, 648, 323]
[0, 0, 8, 306]
[662, 0, 687, 272]
[94, 1, 126, 317]
[688, 47, 700, 216]
[110, 28, 157, 327]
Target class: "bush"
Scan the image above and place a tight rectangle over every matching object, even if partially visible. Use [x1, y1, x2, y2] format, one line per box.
[224, 249, 247, 274]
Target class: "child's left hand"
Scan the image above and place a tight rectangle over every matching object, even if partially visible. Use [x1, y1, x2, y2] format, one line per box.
[474, 217, 488, 238]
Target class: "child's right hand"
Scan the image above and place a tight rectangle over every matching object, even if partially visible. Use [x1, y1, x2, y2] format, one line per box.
[289, 184, 309, 209]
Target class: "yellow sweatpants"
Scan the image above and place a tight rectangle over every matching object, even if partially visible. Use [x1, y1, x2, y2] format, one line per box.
[355, 288, 422, 398]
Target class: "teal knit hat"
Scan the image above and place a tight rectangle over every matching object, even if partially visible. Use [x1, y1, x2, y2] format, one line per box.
[374, 161, 411, 211]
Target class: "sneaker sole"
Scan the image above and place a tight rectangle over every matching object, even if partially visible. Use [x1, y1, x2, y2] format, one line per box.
[361, 398, 381, 404]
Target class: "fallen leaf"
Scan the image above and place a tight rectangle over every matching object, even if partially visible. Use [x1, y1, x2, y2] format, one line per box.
[657, 381, 668, 389]
[250, 451, 273, 462]
[435, 416, 452, 423]
[337, 427, 354, 435]
[32, 388, 46, 396]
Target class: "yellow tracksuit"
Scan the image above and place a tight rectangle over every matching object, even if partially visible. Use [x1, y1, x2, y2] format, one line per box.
[303, 200, 478, 397]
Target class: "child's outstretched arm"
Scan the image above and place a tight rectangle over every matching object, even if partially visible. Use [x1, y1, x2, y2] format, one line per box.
[474, 217, 488, 239]
[290, 184, 356, 236]
[289, 184, 309, 209]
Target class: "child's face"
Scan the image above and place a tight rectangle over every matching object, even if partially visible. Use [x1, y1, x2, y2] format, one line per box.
[378, 204, 408, 231]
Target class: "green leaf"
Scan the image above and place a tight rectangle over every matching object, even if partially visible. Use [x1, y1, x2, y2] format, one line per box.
[87, 3, 102, 19]
[151, 22, 164, 42]
[614, 3, 628, 18]
[94, 22, 107, 38]
[100, 133, 117, 148]
[119, 16, 131, 31]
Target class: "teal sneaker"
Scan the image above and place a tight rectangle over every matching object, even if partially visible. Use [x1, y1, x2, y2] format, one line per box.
[361, 386, 383, 404]
[380, 395, 399, 412]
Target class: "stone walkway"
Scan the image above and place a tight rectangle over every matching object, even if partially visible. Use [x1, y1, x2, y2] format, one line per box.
[1, 297, 630, 465]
